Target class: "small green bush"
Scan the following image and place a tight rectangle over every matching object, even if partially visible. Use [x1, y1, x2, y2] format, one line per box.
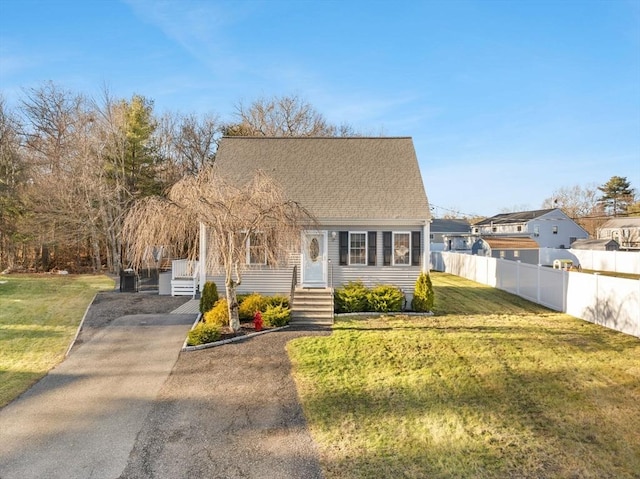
[367, 284, 405, 312]
[412, 272, 435, 312]
[334, 281, 369, 313]
[238, 293, 268, 321]
[199, 281, 219, 313]
[204, 298, 229, 328]
[262, 304, 291, 327]
[266, 295, 290, 309]
[187, 322, 221, 346]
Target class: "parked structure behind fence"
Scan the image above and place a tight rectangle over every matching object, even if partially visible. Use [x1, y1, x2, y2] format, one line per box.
[431, 252, 640, 338]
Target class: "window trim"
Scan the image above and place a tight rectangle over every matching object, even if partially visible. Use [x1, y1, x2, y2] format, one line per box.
[392, 231, 411, 266]
[246, 231, 267, 265]
[348, 231, 367, 266]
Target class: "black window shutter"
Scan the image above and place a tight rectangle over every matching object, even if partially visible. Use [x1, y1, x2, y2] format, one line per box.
[411, 231, 421, 266]
[339, 231, 348, 265]
[367, 231, 377, 266]
[383, 231, 392, 266]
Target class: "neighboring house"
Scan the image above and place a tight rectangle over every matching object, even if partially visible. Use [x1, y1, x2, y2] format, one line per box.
[430, 219, 471, 252]
[198, 137, 431, 319]
[471, 237, 540, 265]
[597, 217, 640, 250]
[471, 208, 588, 249]
[571, 239, 619, 251]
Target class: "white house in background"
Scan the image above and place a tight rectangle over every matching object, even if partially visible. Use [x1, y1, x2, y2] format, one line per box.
[597, 217, 640, 251]
[471, 208, 588, 249]
[196, 136, 431, 322]
[430, 219, 471, 252]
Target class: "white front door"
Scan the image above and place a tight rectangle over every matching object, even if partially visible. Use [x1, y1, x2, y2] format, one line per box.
[301, 231, 327, 287]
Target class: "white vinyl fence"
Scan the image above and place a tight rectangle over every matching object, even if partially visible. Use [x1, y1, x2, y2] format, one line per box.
[539, 248, 640, 275]
[431, 252, 640, 338]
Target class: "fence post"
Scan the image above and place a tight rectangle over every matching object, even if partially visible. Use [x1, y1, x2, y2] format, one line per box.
[516, 260, 521, 295]
[537, 263, 541, 304]
[594, 273, 600, 325]
[560, 268, 569, 313]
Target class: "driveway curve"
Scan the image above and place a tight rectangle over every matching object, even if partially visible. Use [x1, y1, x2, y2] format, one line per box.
[0, 292, 327, 479]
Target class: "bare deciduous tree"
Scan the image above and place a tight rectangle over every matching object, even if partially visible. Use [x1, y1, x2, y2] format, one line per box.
[123, 166, 314, 331]
[225, 94, 357, 137]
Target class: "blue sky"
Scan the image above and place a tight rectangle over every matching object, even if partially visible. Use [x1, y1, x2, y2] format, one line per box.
[1, 0, 639, 217]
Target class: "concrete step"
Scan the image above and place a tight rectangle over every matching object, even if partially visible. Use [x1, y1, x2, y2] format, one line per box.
[291, 287, 334, 324]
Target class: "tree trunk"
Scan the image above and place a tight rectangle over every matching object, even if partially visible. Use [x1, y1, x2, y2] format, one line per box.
[226, 280, 241, 332]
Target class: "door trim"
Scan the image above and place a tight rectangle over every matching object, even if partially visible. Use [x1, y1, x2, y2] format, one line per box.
[301, 230, 328, 287]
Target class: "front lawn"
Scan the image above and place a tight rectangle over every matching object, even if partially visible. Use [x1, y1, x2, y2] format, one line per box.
[0, 274, 114, 407]
[287, 272, 640, 478]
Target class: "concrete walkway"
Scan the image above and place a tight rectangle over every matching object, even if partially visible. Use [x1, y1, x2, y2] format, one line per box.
[0, 312, 196, 479]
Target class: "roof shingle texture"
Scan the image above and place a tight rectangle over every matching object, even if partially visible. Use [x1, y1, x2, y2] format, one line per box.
[214, 137, 430, 222]
[481, 237, 539, 249]
[474, 209, 555, 226]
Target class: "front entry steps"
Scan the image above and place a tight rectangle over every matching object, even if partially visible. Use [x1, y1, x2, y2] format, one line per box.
[291, 287, 334, 325]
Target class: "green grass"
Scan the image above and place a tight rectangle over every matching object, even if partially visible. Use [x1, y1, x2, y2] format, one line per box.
[287, 272, 640, 478]
[0, 274, 114, 407]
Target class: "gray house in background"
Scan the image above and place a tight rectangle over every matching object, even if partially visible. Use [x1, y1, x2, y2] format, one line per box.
[431, 219, 471, 251]
[471, 237, 540, 264]
[471, 208, 588, 249]
[571, 239, 619, 251]
[597, 217, 640, 250]
[199, 136, 431, 321]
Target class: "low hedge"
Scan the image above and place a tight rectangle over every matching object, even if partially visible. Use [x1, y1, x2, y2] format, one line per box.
[334, 281, 405, 313]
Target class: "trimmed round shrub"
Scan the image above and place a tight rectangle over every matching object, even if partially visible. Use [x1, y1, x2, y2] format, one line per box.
[367, 284, 405, 313]
[334, 281, 369, 313]
[411, 272, 434, 312]
[199, 281, 219, 313]
[187, 322, 221, 346]
[262, 304, 291, 327]
[238, 293, 268, 321]
[204, 298, 229, 328]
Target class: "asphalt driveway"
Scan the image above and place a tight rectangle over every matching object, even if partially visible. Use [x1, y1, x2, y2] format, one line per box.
[0, 293, 327, 479]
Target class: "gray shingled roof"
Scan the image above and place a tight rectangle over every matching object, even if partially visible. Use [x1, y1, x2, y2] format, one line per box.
[214, 137, 430, 223]
[473, 209, 556, 226]
[431, 219, 471, 233]
[599, 217, 640, 229]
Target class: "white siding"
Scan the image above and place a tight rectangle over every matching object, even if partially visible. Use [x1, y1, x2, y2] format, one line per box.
[326, 225, 425, 303]
[204, 224, 428, 301]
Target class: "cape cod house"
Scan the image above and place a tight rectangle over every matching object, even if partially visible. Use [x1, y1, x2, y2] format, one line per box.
[193, 136, 431, 322]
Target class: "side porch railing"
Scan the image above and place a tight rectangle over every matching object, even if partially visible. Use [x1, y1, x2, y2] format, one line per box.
[171, 259, 199, 298]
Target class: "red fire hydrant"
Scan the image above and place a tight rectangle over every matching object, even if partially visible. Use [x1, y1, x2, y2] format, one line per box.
[253, 311, 263, 332]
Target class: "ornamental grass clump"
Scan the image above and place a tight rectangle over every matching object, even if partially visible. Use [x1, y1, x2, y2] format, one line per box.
[411, 272, 434, 312]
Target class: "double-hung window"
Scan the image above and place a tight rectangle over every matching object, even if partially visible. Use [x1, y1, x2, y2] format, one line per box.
[393, 232, 411, 266]
[349, 232, 367, 265]
[247, 232, 267, 265]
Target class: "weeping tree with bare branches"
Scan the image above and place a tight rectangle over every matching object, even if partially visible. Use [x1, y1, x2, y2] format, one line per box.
[123, 165, 314, 331]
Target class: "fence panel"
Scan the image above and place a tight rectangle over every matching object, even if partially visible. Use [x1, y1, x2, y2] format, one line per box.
[539, 267, 565, 311]
[432, 251, 639, 338]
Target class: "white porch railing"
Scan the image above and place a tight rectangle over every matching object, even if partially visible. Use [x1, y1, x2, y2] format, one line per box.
[171, 259, 199, 297]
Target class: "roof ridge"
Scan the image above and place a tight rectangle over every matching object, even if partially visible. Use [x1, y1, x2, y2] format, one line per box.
[221, 136, 413, 140]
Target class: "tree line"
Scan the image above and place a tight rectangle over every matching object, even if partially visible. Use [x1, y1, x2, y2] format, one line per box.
[0, 84, 355, 273]
[541, 176, 638, 236]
